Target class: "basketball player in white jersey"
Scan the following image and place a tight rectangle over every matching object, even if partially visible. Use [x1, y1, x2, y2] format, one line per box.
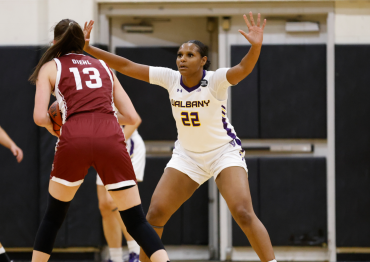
[0, 126, 23, 262]
[96, 112, 146, 262]
[84, 13, 276, 262]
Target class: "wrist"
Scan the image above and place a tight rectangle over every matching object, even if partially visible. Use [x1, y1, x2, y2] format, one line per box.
[84, 45, 91, 52]
[251, 44, 262, 49]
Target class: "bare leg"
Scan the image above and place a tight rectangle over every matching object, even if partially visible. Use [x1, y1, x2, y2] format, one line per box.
[32, 181, 80, 262]
[97, 185, 123, 248]
[109, 185, 172, 262]
[216, 167, 275, 262]
[139, 168, 199, 262]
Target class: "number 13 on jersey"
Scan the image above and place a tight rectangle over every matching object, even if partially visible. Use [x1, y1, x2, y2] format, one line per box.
[181, 112, 201, 127]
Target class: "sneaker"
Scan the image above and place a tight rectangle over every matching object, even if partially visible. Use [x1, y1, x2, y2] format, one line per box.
[128, 252, 139, 262]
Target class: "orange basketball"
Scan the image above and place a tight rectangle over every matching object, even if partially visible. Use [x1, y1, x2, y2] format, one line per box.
[48, 101, 62, 136]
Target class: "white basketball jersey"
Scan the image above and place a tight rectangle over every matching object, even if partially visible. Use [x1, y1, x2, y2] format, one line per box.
[150, 67, 240, 152]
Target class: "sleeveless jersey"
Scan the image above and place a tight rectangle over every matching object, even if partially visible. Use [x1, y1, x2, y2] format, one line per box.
[150, 67, 240, 152]
[54, 53, 115, 123]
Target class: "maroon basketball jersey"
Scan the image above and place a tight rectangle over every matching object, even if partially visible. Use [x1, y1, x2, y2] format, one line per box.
[54, 53, 115, 123]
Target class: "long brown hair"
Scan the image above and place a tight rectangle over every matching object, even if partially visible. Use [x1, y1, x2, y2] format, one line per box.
[29, 19, 85, 84]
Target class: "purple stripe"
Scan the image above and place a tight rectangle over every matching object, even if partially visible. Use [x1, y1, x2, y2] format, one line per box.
[222, 117, 236, 140]
[221, 105, 226, 109]
[180, 70, 205, 93]
[129, 139, 134, 156]
[222, 111, 225, 115]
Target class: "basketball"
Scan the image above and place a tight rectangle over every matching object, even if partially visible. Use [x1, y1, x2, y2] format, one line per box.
[48, 101, 62, 136]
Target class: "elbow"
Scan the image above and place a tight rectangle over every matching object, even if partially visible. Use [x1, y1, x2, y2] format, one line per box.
[126, 114, 139, 126]
[34, 113, 48, 127]
[135, 115, 142, 126]
[128, 114, 141, 126]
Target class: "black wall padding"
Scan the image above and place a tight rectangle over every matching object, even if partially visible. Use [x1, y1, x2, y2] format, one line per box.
[230, 46, 260, 138]
[115, 47, 178, 140]
[259, 157, 327, 246]
[259, 45, 327, 138]
[139, 156, 208, 245]
[232, 158, 259, 246]
[182, 180, 208, 245]
[335, 45, 370, 247]
[0, 47, 40, 247]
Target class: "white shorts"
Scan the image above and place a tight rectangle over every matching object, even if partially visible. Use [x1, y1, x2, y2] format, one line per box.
[97, 131, 146, 186]
[166, 140, 248, 185]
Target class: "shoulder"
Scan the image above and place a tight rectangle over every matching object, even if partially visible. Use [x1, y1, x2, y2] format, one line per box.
[149, 66, 179, 76]
[149, 66, 180, 88]
[40, 60, 57, 75]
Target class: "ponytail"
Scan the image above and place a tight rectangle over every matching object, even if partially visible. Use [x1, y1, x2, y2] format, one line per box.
[29, 19, 85, 84]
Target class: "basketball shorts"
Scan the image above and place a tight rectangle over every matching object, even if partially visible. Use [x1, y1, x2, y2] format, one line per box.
[166, 140, 248, 185]
[97, 130, 146, 186]
[50, 113, 136, 190]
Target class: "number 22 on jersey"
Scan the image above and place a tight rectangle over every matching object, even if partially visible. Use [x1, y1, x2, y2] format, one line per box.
[181, 112, 201, 127]
[69, 67, 102, 90]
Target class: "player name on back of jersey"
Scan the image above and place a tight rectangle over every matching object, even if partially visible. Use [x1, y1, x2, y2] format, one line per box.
[171, 99, 210, 108]
[72, 59, 92, 65]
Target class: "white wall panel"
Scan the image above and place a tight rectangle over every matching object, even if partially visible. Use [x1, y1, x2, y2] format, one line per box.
[335, 1, 370, 44]
[0, 0, 96, 45]
[0, 0, 44, 45]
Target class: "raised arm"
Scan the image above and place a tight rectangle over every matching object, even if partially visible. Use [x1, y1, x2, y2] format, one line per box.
[0, 126, 23, 163]
[113, 73, 140, 126]
[226, 12, 266, 85]
[83, 21, 149, 83]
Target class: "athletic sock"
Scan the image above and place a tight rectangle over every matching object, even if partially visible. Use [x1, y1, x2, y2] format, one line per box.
[109, 247, 123, 262]
[268, 260, 277, 262]
[0, 247, 11, 262]
[127, 240, 140, 254]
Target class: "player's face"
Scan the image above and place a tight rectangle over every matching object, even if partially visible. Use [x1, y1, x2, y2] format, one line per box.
[177, 43, 207, 76]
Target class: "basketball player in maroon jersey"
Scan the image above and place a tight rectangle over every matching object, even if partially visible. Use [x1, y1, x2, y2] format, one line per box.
[29, 19, 170, 262]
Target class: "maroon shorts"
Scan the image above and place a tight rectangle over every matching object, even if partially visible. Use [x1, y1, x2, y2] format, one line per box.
[50, 113, 136, 190]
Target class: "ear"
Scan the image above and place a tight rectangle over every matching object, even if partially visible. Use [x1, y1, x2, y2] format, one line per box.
[53, 40, 56, 45]
[201, 56, 208, 67]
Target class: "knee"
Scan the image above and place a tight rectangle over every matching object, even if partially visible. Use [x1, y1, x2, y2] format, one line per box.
[98, 198, 116, 218]
[146, 203, 169, 226]
[232, 206, 255, 228]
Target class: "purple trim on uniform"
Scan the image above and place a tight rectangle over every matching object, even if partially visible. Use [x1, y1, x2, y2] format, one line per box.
[180, 70, 205, 93]
[130, 139, 134, 156]
[221, 105, 226, 109]
[222, 111, 225, 115]
[222, 117, 237, 140]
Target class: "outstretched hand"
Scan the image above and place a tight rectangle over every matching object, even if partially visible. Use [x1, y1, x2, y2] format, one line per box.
[238, 12, 266, 47]
[83, 20, 94, 50]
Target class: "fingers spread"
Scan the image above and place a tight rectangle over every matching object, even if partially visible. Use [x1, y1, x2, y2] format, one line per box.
[257, 13, 261, 27]
[249, 11, 255, 26]
[238, 29, 248, 38]
[243, 14, 251, 29]
[262, 19, 267, 30]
